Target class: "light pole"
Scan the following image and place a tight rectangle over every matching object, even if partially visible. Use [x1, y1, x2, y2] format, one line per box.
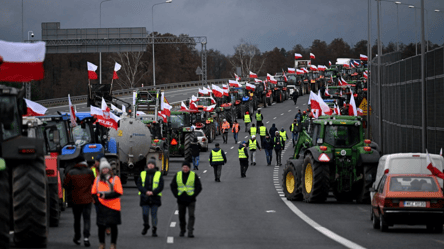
[152, 0, 172, 87]
[409, 5, 417, 55]
[99, 0, 111, 84]
[27, 31, 34, 41]
[395, 1, 401, 51]
[22, 0, 24, 41]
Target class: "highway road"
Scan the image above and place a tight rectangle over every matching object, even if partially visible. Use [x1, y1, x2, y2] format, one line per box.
[38, 91, 444, 249]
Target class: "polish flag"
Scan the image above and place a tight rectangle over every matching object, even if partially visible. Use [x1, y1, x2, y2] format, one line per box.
[334, 104, 341, 115]
[343, 63, 349, 68]
[90, 105, 120, 130]
[157, 111, 167, 123]
[68, 94, 77, 127]
[0, 41, 46, 82]
[246, 82, 256, 90]
[310, 65, 318, 71]
[198, 88, 208, 95]
[249, 71, 258, 78]
[339, 77, 348, 86]
[348, 90, 358, 116]
[329, 61, 332, 67]
[181, 101, 189, 110]
[310, 53, 316, 59]
[267, 73, 272, 81]
[340, 89, 343, 97]
[234, 73, 241, 81]
[288, 68, 295, 74]
[210, 96, 217, 104]
[254, 78, 262, 83]
[312, 91, 332, 116]
[350, 62, 355, 68]
[222, 84, 229, 91]
[324, 85, 330, 97]
[318, 65, 326, 71]
[360, 54, 368, 61]
[160, 92, 172, 117]
[223, 88, 229, 96]
[190, 101, 198, 110]
[229, 80, 240, 87]
[112, 62, 121, 79]
[269, 76, 277, 84]
[353, 60, 360, 66]
[110, 103, 119, 112]
[23, 98, 47, 116]
[363, 71, 368, 79]
[294, 53, 302, 59]
[282, 71, 288, 82]
[212, 84, 223, 98]
[296, 69, 304, 75]
[191, 95, 198, 103]
[204, 104, 216, 112]
[309, 91, 320, 110]
[87, 62, 98, 80]
[302, 67, 309, 73]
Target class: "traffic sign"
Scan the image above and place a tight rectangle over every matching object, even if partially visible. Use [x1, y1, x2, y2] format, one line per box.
[196, 66, 202, 75]
[359, 97, 368, 115]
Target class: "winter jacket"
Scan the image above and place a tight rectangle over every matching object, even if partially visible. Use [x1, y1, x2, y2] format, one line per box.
[294, 113, 302, 122]
[170, 171, 202, 204]
[136, 168, 164, 207]
[262, 138, 274, 150]
[273, 135, 283, 150]
[269, 124, 278, 139]
[246, 139, 261, 151]
[209, 148, 227, 166]
[190, 142, 202, 157]
[92, 175, 123, 226]
[63, 162, 95, 204]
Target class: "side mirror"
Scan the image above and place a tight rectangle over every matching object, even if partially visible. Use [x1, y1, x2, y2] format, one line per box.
[0, 101, 15, 129]
[369, 187, 376, 192]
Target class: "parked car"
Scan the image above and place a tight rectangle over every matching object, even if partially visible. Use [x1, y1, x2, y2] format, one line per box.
[371, 174, 444, 232]
[194, 129, 208, 152]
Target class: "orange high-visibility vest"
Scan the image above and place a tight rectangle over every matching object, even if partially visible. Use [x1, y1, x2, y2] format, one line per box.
[232, 123, 239, 133]
[91, 176, 123, 211]
[222, 122, 230, 131]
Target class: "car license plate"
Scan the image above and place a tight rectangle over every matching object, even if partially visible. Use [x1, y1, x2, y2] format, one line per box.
[404, 201, 426, 207]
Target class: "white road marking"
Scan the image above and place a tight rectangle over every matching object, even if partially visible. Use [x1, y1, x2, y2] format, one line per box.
[266, 210, 276, 213]
[170, 222, 176, 227]
[225, 152, 227, 154]
[174, 210, 178, 215]
[288, 110, 291, 112]
[245, 136, 248, 138]
[279, 194, 285, 197]
[167, 237, 174, 243]
[303, 103, 306, 105]
[296, 106, 299, 108]
[273, 117, 277, 119]
[230, 146, 234, 149]
[266, 121, 269, 124]
[203, 170, 207, 173]
[280, 113, 284, 115]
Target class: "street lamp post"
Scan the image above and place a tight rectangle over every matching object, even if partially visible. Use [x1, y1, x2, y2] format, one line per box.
[99, 0, 111, 84]
[409, 5, 417, 55]
[152, 0, 172, 87]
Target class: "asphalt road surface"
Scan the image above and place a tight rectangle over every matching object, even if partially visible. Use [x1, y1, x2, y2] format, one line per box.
[33, 91, 444, 249]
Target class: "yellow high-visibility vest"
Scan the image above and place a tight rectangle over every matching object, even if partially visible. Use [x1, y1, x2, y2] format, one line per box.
[260, 126, 267, 136]
[250, 127, 257, 136]
[138, 171, 162, 196]
[238, 148, 247, 159]
[211, 149, 224, 162]
[244, 114, 251, 123]
[177, 171, 195, 196]
[280, 131, 287, 141]
[255, 113, 262, 121]
[249, 139, 257, 150]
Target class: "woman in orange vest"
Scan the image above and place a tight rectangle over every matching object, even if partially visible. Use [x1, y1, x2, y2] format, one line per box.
[232, 120, 240, 144]
[92, 158, 123, 249]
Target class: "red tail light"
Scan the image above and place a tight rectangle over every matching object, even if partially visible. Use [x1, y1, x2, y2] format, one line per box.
[319, 146, 327, 151]
[364, 139, 371, 144]
[46, 169, 55, 176]
[171, 139, 178, 145]
[364, 146, 371, 152]
[161, 137, 166, 141]
[384, 199, 399, 207]
[19, 148, 36, 154]
[430, 200, 444, 208]
[202, 138, 206, 142]
[154, 139, 159, 143]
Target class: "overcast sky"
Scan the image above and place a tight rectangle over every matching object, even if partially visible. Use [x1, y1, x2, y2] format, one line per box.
[1, 0, 444, 55]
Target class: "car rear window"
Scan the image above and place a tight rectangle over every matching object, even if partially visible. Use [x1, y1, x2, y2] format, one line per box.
[389, 176, 438, 192]
[194, 131, 204, 137]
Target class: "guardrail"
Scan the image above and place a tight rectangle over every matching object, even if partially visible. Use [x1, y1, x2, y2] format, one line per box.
[37, 79, 230, 107]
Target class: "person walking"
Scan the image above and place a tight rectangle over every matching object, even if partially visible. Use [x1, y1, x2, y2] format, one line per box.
[249, 123, 257, 137]
[190, 138, 202, 170]
[137, 159, 164, 237]
[238, 141, 249, 177]
[289, 119, 299, 147]
[255, 110, 263, 127]
[246, 135, 261, 166]
[269, 123, 278, 142]
[63, 155, 95, 247]
[280, 127, 288, 149]
[232, 120, 240, 144]
[170, 161, 202, 238]
[262, 135, 274, 166]
[91, 153, 104, 178]
[258, 124, 268, 148]
[294, 109, 302, 123]
[92, 158, 123, 249]
[292, 89, 299, 105]
[221, 119, 230, 144]
[244, 111, 251, 132]
[274, 131, 284, 166]
[209, 143, 227, 182]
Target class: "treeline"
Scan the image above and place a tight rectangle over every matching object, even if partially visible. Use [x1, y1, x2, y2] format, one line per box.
[4, 35, 441, 101]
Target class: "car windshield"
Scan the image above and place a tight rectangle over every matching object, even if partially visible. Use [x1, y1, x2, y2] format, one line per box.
[44, 121, 69, 151]
[389, 176, 439, 192]
[324, 125, 360, 147]
[277, 81, 286, 87]
[193, 131, 205, 137]
[170, 114, 188, 129]
[72, 125, 92, 146]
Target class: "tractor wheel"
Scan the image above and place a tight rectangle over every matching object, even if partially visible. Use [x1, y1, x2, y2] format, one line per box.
[241, 103, 247, 117]
[162, 150, 169, 176]
[302, 155, 330, 203]
[355, 164, 378, 204]
[184, 132, 195, 162]
[0, 169, 10, 249]
[108, 158, 120, 178]
[282, 163, 303, 201]
[205, 125, 212, 143]
[49, 183, 60, 227]
[13, 156, 48, 248]
[235, 105, 241, 119]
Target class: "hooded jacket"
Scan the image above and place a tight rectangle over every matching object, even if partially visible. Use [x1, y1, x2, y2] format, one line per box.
[63, 161, 95, 204]
[238, 144, 249, 161]
[262, 137, 274, 150]
[136, 167, 164, 207]
[269, 124, 278, 139]
[190, 141, 202, 157]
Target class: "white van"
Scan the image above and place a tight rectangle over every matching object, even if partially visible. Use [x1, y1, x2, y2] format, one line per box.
[371, 153, 444, 200]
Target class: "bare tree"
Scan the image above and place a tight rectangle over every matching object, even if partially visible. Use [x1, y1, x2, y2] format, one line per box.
[110, 52, 150, 89]
[230, 40, 266, 78]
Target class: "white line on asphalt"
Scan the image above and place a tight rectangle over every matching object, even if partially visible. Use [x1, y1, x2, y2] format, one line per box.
[279, 194, 285, 197]
[203, 170, 207, 174]
[280, 113, 284, 115]
[225, 152, 227, 154]
[174, 210, 178, 215]
[266, 121, 269, 124]
[170, 222, 176, 227]
[245, 136, 248, 138]
[296, 106, 299, 108]
[288, 110, 291, 112]
[273, 117, 276, 119]
[167, 237, 174, 243]
[303, 103, 306, 105]
[280, 198, 366, 249]
[231, 147, 234, 149]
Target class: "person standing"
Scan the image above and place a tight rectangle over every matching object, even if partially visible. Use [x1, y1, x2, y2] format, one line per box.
[246, 135, 261, 166]
[209, 143, 227, 182]
[170, 161, 203, 238]
[255, 110, 263, 127]
[289, 119, 299, 147]
[92, 158, 123, 249]
[232, 120, 240, 144]
[190, 138, 202, 170]
[244, 111, 251, 132]
[269, 123, 278, 142]
[292, 89, 299, 105]
[280, 127, 288, 149]
[238, 142, 249, 177]
[63, 155, 95, 247]
[258, 124, 268, 148]
[262, 135, 274, 166]
[274, 131, 284, 166]
[249, 123, 257, 137]
[221, 119, 230, 144]
[137, 159, 164, 237]
[91, 153, 104, 178]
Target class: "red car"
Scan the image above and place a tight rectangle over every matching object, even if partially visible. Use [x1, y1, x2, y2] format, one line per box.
[371, 174, 444, 232]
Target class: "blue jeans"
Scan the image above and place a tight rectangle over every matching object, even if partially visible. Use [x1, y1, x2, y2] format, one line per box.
[233, 132, 238, 143]
[265, 149, 273, 165]
[192, 156, 199, 168]
[292, 133, 298, 144]
[142, 205, 159, 227]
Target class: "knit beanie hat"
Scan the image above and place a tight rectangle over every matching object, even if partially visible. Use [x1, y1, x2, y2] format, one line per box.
[182, 161, 191, 168]
[99, 158, 112, 171]
[147, 158, 157, 168]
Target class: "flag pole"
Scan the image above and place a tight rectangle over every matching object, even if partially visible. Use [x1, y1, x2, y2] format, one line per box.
[110, 78, 114, 95]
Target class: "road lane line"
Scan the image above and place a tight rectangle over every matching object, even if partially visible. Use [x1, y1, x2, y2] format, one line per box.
[280, 113, 284, 115]
[288, 110, 291, 112]
[170, 222, 176, 227]
[231, 146, 234, 149]
[266, 121, 269, 124]
[203, 170, 207, 174]
[167, 237, 174, 243]
[303, 103, 306, 105]
[174, 210, 178, 215]
[273, 117, 276, 119]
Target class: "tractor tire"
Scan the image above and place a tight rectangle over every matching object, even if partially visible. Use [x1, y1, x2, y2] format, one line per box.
[107, 158, 120, 177]
[205, 125, 212, 143]
[282, 163, 303, 201]
[355, 164, 378, 204]
[184, 132, 195, 162]
[235, 105, 241, 119]
[240, 103, 247, 117]
[230, 109, 236, 125]
[49, 183, 60, 227]
[13, 156, 48, 248]
[302, 155, 330, 203]
[249, 100, 254, 115]
[0, 169, 10, 249]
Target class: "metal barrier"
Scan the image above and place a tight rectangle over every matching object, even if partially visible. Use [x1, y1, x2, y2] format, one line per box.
[370, 46, 444, 155]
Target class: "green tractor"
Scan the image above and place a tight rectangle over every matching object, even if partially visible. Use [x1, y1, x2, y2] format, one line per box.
[168, 111, 197, 162]
[282, 115, 380, 203]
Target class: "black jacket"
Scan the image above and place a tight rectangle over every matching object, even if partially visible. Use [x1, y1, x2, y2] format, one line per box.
[238, 144, 249, 161]
[190, 142, 202, 157]
[170, 171, 202, 204]
[209, 148, 227, 166]
[136, 168, 164, 207]
[273, 135, 283, 150]
[269, 124, 278, 138]
[262, 137, 274, 150]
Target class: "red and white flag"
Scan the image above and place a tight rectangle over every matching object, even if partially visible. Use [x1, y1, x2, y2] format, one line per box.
[348, 90, 358, 116]
[87, 62, 98, 80]
[427, 150, 436, 169]
[334, 104, 341, 115]
[157, 111, 167, 123]
[211, 84, 223, 98]
[90, 105, 120, 130]
[198, 88, 208, 95]
[190, 100, 198, 110]
[339, 77, 348, 86]
[294, 53, 302, 59]
[68, 94, 77, 127]
[0, 40, 46, 82]
[360, 54, 368, 61]
[329, 61, 332, 66]
[249, 71, 258, 78]
[302, 67, 309, 73]
[112, 62, 121, 80]
[23, 98, 47, 116]
[229, 80, 240, 87]
[191, 95, 198, 103]
[288, 68, 295, 74]
[282, 70, 288, 82]
[223, 87, 229, 96]
[181, 101, 189, 110]
[254, 78, 262, 83]
[267, 73, 272, 81]
[269, 75, 277, 84]
[310, 65, 318, 71]
[234, 73, 241, 81]
[363, 71, 368, 79]
[160, 92, 172, 117]
[343, 63, 349, 68]
[204, 104, 216, 112]
[210, 96, 217, 104]
[296, 69, 304, 75]
[246, 82, 256, 90]
[324, 85, 330, 97]
[318, 65, 326, 71]
[310, 53, 315, 59]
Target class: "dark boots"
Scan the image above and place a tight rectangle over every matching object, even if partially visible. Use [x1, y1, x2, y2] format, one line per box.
[142, 225, 149, 235]
[152, 227, 158, 237]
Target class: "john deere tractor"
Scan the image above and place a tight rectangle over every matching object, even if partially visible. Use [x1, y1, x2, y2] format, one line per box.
[282, 115, 380, 203]
[168, 111, 196, 162]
